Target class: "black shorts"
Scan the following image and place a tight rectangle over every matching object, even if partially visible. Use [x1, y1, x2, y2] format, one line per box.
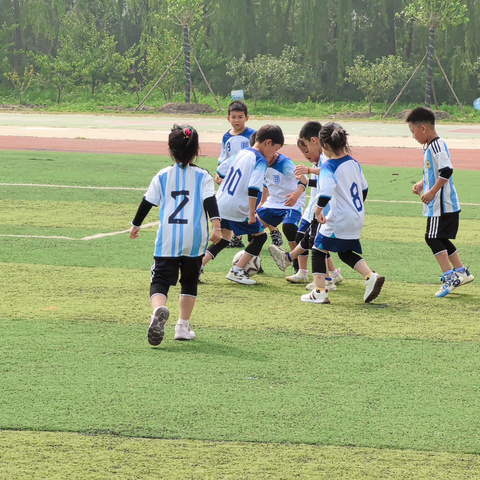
[151, 256, 203, 288]
[425, 212, 459, 240]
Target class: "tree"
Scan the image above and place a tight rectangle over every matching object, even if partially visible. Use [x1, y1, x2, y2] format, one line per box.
[401, 0, 468, 107]
[3, 65, 36, 103]
[167, 0, 208, 103]
[345, 55, 412, 113]
[58, 13, 132, 95]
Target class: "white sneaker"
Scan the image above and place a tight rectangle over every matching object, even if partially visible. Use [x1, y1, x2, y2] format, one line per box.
[285, 272, 309, 283]
[329, 268, 344, 284]
[226, 268, 256, 285]
[174, 324, 195, 341]
[305, 280, 336, 291]
[148, 306, 169, 346]
[325, 279, 337, 291]
[435, 273, 461, 298]
[455, 267, 474, 287]
[301, 289, 330, 304]
[268, 244, 292, 271]
[364, 272, 385, 303]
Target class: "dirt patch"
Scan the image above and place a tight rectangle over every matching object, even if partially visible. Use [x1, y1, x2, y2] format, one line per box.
[396, 109, 452, 120]
[332, 111, 378, 119]
[158, 103, 216, 114]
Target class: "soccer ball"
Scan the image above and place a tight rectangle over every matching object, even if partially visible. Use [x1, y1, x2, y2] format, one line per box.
[232, 250, 261, 277]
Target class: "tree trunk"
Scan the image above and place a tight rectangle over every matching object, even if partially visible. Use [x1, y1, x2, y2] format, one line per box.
[424, 26, 435, 108]
[12, 0, 23, 70]
[183, 24, 191, 104]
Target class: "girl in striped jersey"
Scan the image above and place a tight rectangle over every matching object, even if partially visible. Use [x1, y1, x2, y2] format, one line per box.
[130, 125, 222, 346]
[407, 107, 474, 297]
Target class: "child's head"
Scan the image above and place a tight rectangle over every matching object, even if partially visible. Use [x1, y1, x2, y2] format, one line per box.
[254, 125, 284, 161]
[228, 100, 249, 133]
[168, 124, 199, 168]
[299, 121, 323, 156]
[319, 122, 350, 156]
[297, 138, 319, 164]
[406, 107, 436, 145]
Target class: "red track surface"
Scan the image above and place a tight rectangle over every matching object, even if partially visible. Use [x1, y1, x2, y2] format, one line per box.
[1, 135, 479, 169]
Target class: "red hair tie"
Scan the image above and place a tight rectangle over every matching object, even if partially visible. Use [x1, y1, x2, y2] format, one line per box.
[184, 127, 192, 139]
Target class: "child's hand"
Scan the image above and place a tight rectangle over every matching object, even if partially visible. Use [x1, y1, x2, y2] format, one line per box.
[316, 211, 326, 224]
[294, 164, 309, 175]
[421, 190, 435, 204]
[209, 229, 222, 244]
[295, 173, 308, 185]
[412, 181, 423, 196]
[130, 226, 141, 239]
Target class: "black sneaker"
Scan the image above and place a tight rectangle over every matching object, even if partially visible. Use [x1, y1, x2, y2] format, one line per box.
[148, 306, 169, 346]
[228, 235, 245, 248]
[270, 230, 283, 247]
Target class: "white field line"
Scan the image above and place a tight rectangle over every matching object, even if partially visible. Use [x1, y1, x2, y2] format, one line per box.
[0, 222, 159, 241]
[0, 182, 145, 191]
[1, 183, 478, 241]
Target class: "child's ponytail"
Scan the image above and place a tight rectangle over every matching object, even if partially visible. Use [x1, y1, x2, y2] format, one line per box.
[168, 124, 199, 168]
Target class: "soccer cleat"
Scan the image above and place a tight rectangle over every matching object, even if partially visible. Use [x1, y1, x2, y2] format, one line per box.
[329, 268, 344, 284]
[268, 244, 292, 271]
[301, 289, 330, 304]
[174, 324, 195, 341]
[364, 272, 385, 303]
[305, 279, 337, 291]
[435, 273, 461, 298]
[285, 271, 309, 283]
[148, 306, 169, 346]
[226, 268, 256, 285]
[455, 266, 474, 287]
[270, 229, 283, 247]
[227, 235, 245, 248]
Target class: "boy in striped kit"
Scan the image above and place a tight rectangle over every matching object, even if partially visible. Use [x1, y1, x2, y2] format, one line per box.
[407, 107, 474, 297]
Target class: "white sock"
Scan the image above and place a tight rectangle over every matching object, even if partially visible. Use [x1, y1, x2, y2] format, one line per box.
[177, 319, 189, 327]
[299, 269, 308, 275]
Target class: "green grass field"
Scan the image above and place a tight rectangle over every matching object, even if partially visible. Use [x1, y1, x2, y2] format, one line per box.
[1, 150, 479, 479]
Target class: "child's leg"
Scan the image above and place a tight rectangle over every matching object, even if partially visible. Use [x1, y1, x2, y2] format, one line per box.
[179, 295, 196, 321]
[203, 228, 232, 266]
[311, 248, 328, 291]
[235, 231, 267, 269]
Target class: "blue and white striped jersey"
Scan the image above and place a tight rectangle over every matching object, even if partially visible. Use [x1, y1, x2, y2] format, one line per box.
[318, 155, 368, 240]
[216, 147, 268, 221]
[144, 163, 216, 257]
[302, 152, 329, 222]
[422, 137, 460, 217]
[218, 127, 256, 165]
[262, 153, 305, 210]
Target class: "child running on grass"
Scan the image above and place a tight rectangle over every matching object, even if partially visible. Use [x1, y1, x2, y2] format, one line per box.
[406, 107, 474, 297]
[269, 124, 342, 290]
[201, 125, 284, 285]
[130, 125, 222, 346]
[299, 122, 384, 304]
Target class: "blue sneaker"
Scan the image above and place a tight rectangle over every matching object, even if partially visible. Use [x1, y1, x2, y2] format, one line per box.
[435, 273, 461, 298]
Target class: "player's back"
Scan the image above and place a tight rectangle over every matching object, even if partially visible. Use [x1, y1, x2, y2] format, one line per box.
[145, 163, 214, 257]
[216, 147, 267, 221]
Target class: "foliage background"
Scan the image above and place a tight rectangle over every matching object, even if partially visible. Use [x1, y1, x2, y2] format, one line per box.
[1, 0, 480, 107]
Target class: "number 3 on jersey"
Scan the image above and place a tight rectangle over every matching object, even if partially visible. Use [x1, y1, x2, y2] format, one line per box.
[350, 182, 363, 212]
[168, 190, 189, 224]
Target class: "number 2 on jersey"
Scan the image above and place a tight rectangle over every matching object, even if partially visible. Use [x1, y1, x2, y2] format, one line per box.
[168, 190, 189, 224]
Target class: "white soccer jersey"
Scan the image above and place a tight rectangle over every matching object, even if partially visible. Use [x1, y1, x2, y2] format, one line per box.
[422, 137, 460, 217]
[262, 153, 305, 210]
[218, 127, 256, 165]
[216, 147, 268, 221]
[144, 163, 215, 257]
[318, 155, 368, 240]
[302, 152, 329, 221]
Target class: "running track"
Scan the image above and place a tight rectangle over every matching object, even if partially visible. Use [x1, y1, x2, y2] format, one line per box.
[1, 135, 479, 169]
